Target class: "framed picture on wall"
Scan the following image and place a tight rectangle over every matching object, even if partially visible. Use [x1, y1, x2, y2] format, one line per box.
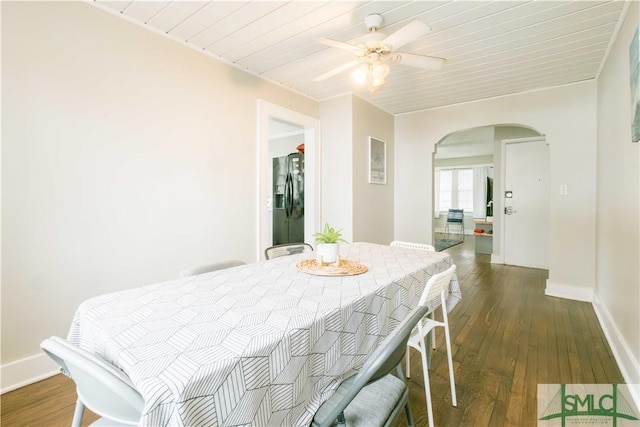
[368, 137, 386, 184]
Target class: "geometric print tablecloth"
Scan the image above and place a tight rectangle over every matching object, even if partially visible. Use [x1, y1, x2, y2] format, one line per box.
[67, 242, 461, 427]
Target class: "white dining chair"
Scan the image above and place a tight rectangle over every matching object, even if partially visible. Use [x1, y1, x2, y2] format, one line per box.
[390, 240, 435, 252]
[405, 264, 458, 427]
[391, 240, 437, 350]
[40, 336, 144, 427]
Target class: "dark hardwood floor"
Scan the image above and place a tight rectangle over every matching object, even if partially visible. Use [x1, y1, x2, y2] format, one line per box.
[1, 238, 624, 427]
[402, 237, 623, 427]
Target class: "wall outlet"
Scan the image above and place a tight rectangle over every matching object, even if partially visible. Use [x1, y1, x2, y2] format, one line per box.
[179, 269, 191, 278]
[559, 184, 568, 195]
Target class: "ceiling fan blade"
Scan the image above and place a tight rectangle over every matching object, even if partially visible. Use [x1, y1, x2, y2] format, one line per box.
[391, 53, 446, 70]
[315, 38, 365, 55]
[381, 20, 431, 50]
[313, 58, 363, 82]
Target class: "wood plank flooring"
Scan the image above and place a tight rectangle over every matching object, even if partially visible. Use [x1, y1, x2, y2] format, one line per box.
[1, 239, 624, 427]
[402, 238, 623, 427]
[1, 373, 98, 427]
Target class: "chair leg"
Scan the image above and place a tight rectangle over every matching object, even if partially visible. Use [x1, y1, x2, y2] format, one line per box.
[444, 328, 457, 406]
[420, 337, 435, 427]
[441, 298, 457, 407]
[396, 364, 416, 427]
[71, 398, 84, 427]
[405, 347, 411, 378]
[427, 312, 436, 350]
[404, 402, 416, 427]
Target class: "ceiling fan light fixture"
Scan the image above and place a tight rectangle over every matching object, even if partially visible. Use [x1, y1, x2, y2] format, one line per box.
[371, 60, 390, 79]
[372, 76, 386, 86]
[352, 61, 388, 91]
[313, 14, 445, 91]
[369, 78, 385, 93]
[351, 63, 370, 85]
[352, 62, 388, 90]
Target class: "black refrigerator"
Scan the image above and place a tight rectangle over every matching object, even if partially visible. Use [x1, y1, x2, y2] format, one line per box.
[273, 153, 304, 245]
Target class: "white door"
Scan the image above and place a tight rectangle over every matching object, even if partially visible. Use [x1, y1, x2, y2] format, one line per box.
[503, 139, 549, 269]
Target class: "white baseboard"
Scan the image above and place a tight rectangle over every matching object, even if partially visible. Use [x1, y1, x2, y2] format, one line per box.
[544, 279, 593, 302]
[491, 253, 503, 264]
[592, 294, 640, 412]
[1, 352, 59, 394]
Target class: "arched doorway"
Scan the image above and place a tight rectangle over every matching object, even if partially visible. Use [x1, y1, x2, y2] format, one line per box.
[432, 124, 547, 269]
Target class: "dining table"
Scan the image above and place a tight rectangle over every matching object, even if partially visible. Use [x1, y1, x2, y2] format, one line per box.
[67, 242, 461, 427]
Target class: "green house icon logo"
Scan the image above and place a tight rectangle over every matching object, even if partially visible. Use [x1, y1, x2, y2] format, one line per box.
[539, 384, 639, 426]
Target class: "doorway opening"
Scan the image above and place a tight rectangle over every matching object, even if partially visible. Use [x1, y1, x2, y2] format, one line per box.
[432, 125, 546, 268]
[257, 100, 321, 261]
[269, 118, 305, 247]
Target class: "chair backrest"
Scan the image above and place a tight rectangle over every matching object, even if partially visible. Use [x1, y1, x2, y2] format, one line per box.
[187, 259, 245, 276]
[446, 209, 464, 223]
[264, 243, 313, 260]
[313, 306, 429, 426]
[41, 336, 144, 425]
[390, 240, 435, 252]
[419, 264, 457, 307]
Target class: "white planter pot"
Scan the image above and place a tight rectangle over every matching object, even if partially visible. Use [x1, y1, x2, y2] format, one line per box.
[316, 243, 339, 264]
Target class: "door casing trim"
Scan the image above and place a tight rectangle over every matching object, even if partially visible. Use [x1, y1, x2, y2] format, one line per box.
[256, 100, 321, 261]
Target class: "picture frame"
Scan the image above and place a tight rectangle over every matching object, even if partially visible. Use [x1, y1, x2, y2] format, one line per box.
[368, 137, 387, 184]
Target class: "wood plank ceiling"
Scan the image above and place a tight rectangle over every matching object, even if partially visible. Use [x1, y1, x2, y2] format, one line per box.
[92, 1, 628, 114]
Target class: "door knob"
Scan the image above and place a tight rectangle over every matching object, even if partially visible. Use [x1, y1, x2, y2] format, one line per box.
[505, 206, 517, 215]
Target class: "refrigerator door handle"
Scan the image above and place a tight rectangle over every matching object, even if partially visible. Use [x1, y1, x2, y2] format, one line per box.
[284, 173, 293, 218]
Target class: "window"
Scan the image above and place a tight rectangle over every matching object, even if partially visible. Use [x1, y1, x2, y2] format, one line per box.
[457, 169, 473, 211]
[436, 168, 473, 212]
[438, 170, 453, 211]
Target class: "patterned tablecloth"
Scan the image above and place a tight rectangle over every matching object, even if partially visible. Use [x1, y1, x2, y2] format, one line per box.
[67, 242, 461, 426]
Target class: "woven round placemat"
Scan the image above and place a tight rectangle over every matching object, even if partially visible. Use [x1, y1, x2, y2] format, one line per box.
[296, 259, 368, 276]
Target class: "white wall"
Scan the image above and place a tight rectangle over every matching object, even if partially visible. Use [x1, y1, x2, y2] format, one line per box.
[395, 82, 598, 297]
[319, 96, 354, 242]
[1, 1, 317, 387]
[352, 96, 394, 244]
[434, 155, 493, 168]
[319, 94, 395, 244]
[595, 0, 640, 391]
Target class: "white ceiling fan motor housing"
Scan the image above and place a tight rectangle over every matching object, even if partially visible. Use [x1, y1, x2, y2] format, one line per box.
[363, 14, 387, 49]
[365, 14, 384, 31]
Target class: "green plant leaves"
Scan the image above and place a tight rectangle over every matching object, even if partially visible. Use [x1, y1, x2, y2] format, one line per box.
[313, 223, 347, 244]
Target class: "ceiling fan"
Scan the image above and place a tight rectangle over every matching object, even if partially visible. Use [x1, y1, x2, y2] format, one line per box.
[313, 14, 446, 92]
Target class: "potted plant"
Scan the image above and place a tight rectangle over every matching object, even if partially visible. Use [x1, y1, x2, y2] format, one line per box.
[313, 223, 347, 264]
